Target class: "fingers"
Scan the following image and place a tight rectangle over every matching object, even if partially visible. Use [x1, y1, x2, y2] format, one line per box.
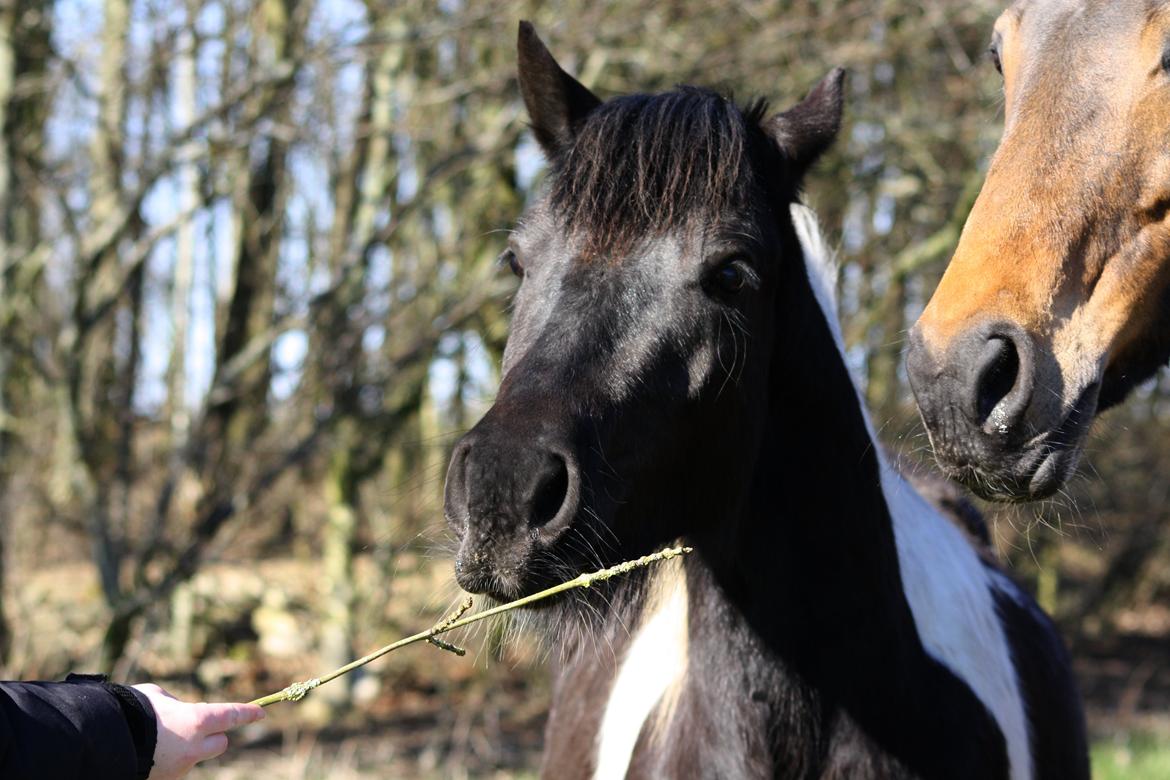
[200, 733, 230, 762]
[187, 704, 263, 769]
[194, 702, 266, 734]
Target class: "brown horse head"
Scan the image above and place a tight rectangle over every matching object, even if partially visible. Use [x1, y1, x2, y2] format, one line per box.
[908, 0, 1170, 501]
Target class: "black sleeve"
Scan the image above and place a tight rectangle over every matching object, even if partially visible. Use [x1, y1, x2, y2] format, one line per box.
[0, 675, 157, 780]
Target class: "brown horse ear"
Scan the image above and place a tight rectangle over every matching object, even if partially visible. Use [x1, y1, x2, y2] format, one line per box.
[517, 21, 602, 156]
[767, 68, 846, 178]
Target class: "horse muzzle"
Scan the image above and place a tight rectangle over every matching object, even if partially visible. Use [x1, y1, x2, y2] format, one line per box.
[444, 409, 581, 599]
[906, 320, 1097, 501]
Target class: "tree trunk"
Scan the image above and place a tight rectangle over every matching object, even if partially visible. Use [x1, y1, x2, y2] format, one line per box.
[312, 431, 358, 715]
[0, 0, 54, 668]
[0, 0, 17, 669]
[200, 0, 300, 488]
[309, 8, 402, 712]
[168, 21, 198, 451]
[80, 0, 132, 670]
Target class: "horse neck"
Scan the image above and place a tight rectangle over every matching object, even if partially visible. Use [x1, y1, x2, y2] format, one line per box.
[566, 237, 1011, 778]
[685, 250, 935, 716]
[668, 291, 1017, 777]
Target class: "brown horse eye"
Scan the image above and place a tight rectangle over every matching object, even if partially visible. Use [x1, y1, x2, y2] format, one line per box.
[988, 42, 1003, 75]
[1162, 44, 1170, 73]
[500, 248, 524, 278]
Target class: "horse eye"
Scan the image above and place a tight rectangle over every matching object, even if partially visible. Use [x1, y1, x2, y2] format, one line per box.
[500, 248, 524, 278]
[711, 259, 749, 294]
[988, 41, 1003, 75]
[1162, 43, 1170, 74]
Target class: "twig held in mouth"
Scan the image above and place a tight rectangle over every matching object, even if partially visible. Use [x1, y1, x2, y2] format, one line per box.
[250, 545, 693, 707]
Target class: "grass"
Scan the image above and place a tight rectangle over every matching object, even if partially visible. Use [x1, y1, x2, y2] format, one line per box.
[1093, 733, 1170, 780]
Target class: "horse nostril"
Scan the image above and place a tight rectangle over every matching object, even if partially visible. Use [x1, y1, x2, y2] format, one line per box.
[910, 321, 1037, 447]
[974, 336, 1020, 423]
[967, 326, 1033, 435]
[529, 453, 571, 530]
[443, 438, 474, 537]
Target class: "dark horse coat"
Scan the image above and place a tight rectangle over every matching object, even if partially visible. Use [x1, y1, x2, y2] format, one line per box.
[443, 23, 1089, 780]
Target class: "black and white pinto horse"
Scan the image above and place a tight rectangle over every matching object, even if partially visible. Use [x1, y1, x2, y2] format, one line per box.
[443, 23, 1089, 780]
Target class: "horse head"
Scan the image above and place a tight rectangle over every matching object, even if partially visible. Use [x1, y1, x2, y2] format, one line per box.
[443, 22, 843, 600]
[908, 0, 1170, 500]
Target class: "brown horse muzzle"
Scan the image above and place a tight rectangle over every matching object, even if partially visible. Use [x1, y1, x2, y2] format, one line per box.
[906, 319, 1085, 500]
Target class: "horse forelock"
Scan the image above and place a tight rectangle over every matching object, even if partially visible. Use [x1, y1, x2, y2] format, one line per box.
[549, 88, 774, 260]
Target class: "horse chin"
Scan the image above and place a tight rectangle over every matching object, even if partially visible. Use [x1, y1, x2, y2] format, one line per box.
[454, 564, 552, 603]
[952, 448, 1076, 503]
[453, 542, 532, 601]
[1025, 447, 1079, 499]
[452, 500, 666, 600]
[453, 538, 591, 603]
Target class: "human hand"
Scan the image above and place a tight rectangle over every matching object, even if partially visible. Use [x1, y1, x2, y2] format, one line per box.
[131, 684, 265, 780]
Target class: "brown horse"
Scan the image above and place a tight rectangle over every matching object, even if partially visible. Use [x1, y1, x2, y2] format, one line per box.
[906, 0, 1170, 501]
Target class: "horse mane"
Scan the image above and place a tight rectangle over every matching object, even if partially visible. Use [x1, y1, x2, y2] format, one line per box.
[790, 202, 842, 345]
[549, 87, 772, 258]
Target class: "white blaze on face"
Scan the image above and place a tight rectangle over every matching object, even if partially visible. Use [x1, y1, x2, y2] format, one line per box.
[796, 203, 1034, 780]
[594, 559, 689, 780]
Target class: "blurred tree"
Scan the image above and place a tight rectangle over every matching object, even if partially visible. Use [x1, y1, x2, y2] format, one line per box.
[1, 0, 55, 666]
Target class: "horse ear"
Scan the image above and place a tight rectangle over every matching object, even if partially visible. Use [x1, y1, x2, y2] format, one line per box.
[517, 21, 602, 156]
[767, 67, 846, 179]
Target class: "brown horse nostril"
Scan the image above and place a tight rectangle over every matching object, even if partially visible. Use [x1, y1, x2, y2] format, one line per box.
[967, 325, 1033, 434]
[974, 337, 1020, 424]
[907, 322, 1038, 449]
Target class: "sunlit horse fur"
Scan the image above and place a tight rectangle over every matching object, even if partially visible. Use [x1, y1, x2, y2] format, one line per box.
[443, 23, 1088, 779]
[908, 0, 1170, 501]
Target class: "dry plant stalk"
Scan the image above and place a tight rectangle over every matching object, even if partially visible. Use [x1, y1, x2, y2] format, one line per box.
[250, 545, 693, 707]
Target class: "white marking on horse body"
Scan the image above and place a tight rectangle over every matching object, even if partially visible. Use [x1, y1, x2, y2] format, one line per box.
[879, 468, 1033, 780]
[594, 563, 689, 780]
[795, 203, 1034, 780]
